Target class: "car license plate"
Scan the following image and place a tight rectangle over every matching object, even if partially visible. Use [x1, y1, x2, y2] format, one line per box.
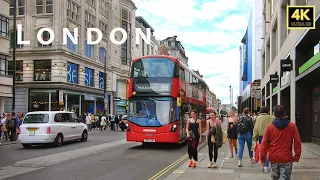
[29, 131, 35, 136]
[144, 139, 155, 142]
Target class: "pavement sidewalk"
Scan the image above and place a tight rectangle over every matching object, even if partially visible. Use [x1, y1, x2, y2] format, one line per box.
[164, 142, 320, 180]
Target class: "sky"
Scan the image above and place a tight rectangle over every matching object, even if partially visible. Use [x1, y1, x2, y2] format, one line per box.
[133, 0, 253, 104]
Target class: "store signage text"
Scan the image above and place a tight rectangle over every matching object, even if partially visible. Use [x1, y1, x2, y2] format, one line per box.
[67, 62, 78, 84]
[99, 72, 104, 89]
[84, 68, 93, 87]
[270, 74, 279, 84]
[280, 59, 293, 72]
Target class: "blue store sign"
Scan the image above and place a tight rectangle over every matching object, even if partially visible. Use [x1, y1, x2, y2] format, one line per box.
[84, 67, 94, 87]
[67, 62, 78, 84]
[117, 100, 127, 106]
[99, 72, 104, 89]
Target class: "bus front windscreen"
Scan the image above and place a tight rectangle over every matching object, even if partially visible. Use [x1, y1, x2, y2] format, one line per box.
[132, 58, 175, 78]
[128, 97, 174, 127]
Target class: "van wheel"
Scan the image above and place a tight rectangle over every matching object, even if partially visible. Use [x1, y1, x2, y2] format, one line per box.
[22, 144, 32, 148]
[54, 134, 63, 147]
[81, 130, 88, 142]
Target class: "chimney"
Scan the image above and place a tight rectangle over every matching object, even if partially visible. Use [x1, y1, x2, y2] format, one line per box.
[174, 35, 177, 39]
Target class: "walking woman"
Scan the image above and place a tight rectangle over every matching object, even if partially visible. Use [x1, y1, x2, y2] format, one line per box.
[186, 110, 202, 167]
[228, 110, 238, 158]
[206, 112, 223, 168]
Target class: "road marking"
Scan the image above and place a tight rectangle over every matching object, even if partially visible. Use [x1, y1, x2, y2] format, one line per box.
[148, 143, 206, 180]
[172, 170, 184, 174]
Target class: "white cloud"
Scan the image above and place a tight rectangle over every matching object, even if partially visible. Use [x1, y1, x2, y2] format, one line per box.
[132, 0, 253, 104]
[133, 0, 250, 27]
[214, 14, 251, 31]
[186, 49, 240, 103]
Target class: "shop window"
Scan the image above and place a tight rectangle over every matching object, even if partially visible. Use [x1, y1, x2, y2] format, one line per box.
[34, 60, 51, 81]
[8, 60, 23, 80]
[67, 62, 78, 84]
[84, 67, 94, 87]
[30, 92, 49, 111]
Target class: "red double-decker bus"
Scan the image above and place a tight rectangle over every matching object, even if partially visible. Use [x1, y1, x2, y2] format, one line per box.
[126, 55, 209, 144]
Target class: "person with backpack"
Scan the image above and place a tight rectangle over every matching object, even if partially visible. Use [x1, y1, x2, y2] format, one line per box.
[237, 108, 254, 167]
[260, 105, 301, 180]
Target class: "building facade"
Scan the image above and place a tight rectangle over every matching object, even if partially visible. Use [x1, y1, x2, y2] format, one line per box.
[210, 91, 217, 110]
[0, 0, 12, 113]
[159, 36, 188, 66]
[132, 16, 159, 59]
[7, 0, 136, 116]
[239, 0, 263, 113]
[261, 0, 320, 143]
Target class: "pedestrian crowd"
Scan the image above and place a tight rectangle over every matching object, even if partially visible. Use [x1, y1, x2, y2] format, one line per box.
[81, 113, 124, 131]
[0, 113, 23, 142]
[186, 105, 301, 180]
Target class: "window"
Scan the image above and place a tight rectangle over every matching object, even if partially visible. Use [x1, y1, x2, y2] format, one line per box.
[86, 0, 95, 6]
[10, 31, 24, 48]
[85, 40, 94, 58]
[67, 62, 78, 84]
[34, 60, 51, 81]
[99, 21, 108, 36]
[121, 20, 127, 65]
[142, 39, 145, 56]
[37, 30, 52, 47]
[54, 113, 71, 122]
[132, 58, 175, 78]
[185, 71, 190, 83]
[85, 11, 95, 28]
[99, 0, 108, 16]
[67, 0, 80, 22]
[10, 0, 25, 16]
[151, 46, 154, 55]
[67, 31, 78, 52]
[84, 67, 94, 87]
[24, 114, 49, 123]
[314, 42, 320, 55]
[0, 15, 9, 38]
[179, 68, 185, 81]
[147, 45, 150, 55]
[0, 54, 8, 75]
[36, 0, 53, 14]
[99, 47, 107, 64]
[8, 60, 23, 80]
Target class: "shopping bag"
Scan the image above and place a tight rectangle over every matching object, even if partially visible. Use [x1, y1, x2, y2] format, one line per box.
[222, 128, 227, 144]
[254, 143, 260, 163]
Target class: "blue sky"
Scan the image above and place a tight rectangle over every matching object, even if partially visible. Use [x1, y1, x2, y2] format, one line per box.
[133, 0, 253, 104]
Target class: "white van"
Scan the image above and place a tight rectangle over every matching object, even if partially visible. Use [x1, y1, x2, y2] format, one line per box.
[18, 111, 88, 148]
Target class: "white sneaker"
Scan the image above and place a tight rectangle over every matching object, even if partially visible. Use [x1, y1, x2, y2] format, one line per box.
[263, 167, 269, 173]
[208, 162, 213, 168]
[250, 158, 255, 163]
[212, 162, 217, 168]
[238, 160, 242, 167]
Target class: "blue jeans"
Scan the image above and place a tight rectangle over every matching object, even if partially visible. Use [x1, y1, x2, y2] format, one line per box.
[259, 136, 269, 167]
[238, 132, 253, 160]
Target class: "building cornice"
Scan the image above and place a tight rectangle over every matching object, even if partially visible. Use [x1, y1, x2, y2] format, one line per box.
[120, 0, 137, 10]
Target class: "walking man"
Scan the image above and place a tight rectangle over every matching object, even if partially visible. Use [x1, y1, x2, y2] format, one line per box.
[260, 105, 301, 180]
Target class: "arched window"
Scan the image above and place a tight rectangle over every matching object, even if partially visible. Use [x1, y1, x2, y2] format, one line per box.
[10, 31, 24, 48]
[85, 39, 94, 58]
[36, 28, 52, 47]
[99, 47, 106, 64]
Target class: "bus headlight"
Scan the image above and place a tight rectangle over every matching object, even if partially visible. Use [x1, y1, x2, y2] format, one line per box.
[126, 123, 130, 131]
[170, 124, 177, 132]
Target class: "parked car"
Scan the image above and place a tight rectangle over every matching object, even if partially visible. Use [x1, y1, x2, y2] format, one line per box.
[18, 111, 88, 148]
[119, 114, 128, 131]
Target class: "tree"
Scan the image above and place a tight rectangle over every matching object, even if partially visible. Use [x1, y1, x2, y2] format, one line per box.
[231, 106, 237, 112]
[220, 110, 227, 115]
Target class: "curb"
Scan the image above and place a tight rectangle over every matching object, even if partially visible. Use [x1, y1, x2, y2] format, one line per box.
[0, 141, 20, 146]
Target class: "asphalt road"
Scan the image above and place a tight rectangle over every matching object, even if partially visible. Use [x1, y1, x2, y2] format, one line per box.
[0, 130, 126, 167]
[5, 141, 194, 180]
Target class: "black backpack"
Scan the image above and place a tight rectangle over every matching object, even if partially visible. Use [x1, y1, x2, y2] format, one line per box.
[7, 119, 14, 129]
[237, 116, 251, 133]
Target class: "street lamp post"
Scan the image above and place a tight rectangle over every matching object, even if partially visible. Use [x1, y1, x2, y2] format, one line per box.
[10, 0, 17, 141]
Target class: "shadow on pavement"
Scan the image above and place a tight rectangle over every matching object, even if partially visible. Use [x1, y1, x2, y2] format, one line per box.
[129, 141, 187, 150]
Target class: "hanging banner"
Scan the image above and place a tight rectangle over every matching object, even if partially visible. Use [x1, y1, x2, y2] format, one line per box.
[59, 90, 64, 105]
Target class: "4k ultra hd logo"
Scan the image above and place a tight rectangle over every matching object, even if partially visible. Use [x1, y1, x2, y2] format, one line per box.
[286, 6, 315, 29]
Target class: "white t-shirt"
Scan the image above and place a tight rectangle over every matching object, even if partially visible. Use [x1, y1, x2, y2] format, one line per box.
[86, 116, 91, 124]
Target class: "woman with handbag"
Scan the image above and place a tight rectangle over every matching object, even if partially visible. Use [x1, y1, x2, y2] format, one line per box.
[206, 112, 223, 168]
[186, 110, 202, 168]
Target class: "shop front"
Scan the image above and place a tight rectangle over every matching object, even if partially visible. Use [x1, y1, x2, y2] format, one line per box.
[116, 80, 128, 115]
[29, 89, 104, 116]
